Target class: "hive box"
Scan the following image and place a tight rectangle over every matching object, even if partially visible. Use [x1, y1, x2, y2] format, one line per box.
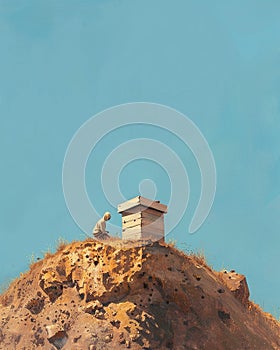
[118, 196, 168, 241]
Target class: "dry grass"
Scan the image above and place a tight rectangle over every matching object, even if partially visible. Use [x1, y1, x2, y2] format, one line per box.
[249, 301, 280, 327]
[190, 249, 208, 266]
[0, 280, 12, 295]
[27, 252, 43, 270]
[27, 252, 36, 266]
[185, 248, 214, 273]
[44, 250, 53, 259]
[165, 241, 210, 269]
[56, 237, 69, 252]
[166, 238, 177, 247]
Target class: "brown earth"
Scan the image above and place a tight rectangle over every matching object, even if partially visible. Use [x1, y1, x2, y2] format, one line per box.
[0, 239, 279, 350]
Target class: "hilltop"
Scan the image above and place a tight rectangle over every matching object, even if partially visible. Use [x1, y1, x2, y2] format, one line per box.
[0, 239, 279, 349]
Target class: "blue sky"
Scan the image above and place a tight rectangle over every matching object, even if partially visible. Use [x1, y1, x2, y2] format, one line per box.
[0, 1, 280, 317]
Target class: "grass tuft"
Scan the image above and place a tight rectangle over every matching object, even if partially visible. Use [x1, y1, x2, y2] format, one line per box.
[166, 238, 177, 247]
[56, 237, 68, 252]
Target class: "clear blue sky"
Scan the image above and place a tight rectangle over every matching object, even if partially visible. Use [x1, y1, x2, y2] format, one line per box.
[0, 1, 279, 317]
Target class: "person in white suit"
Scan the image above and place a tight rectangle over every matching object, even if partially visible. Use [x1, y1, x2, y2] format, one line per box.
[92, 212, 111, 240]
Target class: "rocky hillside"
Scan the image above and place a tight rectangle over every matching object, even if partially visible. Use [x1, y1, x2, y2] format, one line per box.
[0, 239, 279, 350]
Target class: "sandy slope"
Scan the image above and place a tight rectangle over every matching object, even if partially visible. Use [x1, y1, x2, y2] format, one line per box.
[0, 239, 279, 349]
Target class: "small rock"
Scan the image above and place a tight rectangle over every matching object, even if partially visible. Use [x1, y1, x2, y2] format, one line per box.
[84, 300, 103, 314]
[105, 335, 111, 343]
[47, 330, 68, 349]
[94, 310, 104, 319]
[130, 333, 139, 341]
[45, 324, 62, 339]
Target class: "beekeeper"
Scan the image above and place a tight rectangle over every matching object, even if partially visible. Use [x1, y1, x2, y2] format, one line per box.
[92, 212, 111, 240]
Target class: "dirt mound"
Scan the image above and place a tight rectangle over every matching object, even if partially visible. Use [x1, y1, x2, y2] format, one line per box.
[0, 240, 279, 349]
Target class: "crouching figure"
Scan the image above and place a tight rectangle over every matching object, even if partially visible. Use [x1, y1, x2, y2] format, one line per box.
[92, 212, 111, 240]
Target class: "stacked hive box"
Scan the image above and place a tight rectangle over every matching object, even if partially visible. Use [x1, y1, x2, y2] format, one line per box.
[118, 196, 168, 241]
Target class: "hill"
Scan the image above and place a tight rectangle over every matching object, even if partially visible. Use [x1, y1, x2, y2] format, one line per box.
[0, 239, 279, 349]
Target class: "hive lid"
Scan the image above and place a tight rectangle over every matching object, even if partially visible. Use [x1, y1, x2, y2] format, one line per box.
[118, 196, 167, 214]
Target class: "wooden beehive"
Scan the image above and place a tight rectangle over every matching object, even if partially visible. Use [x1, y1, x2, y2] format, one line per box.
[118, 196, 168, 241]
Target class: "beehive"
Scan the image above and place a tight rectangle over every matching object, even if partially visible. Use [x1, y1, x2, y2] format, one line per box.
[118, 196, 168, 241]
